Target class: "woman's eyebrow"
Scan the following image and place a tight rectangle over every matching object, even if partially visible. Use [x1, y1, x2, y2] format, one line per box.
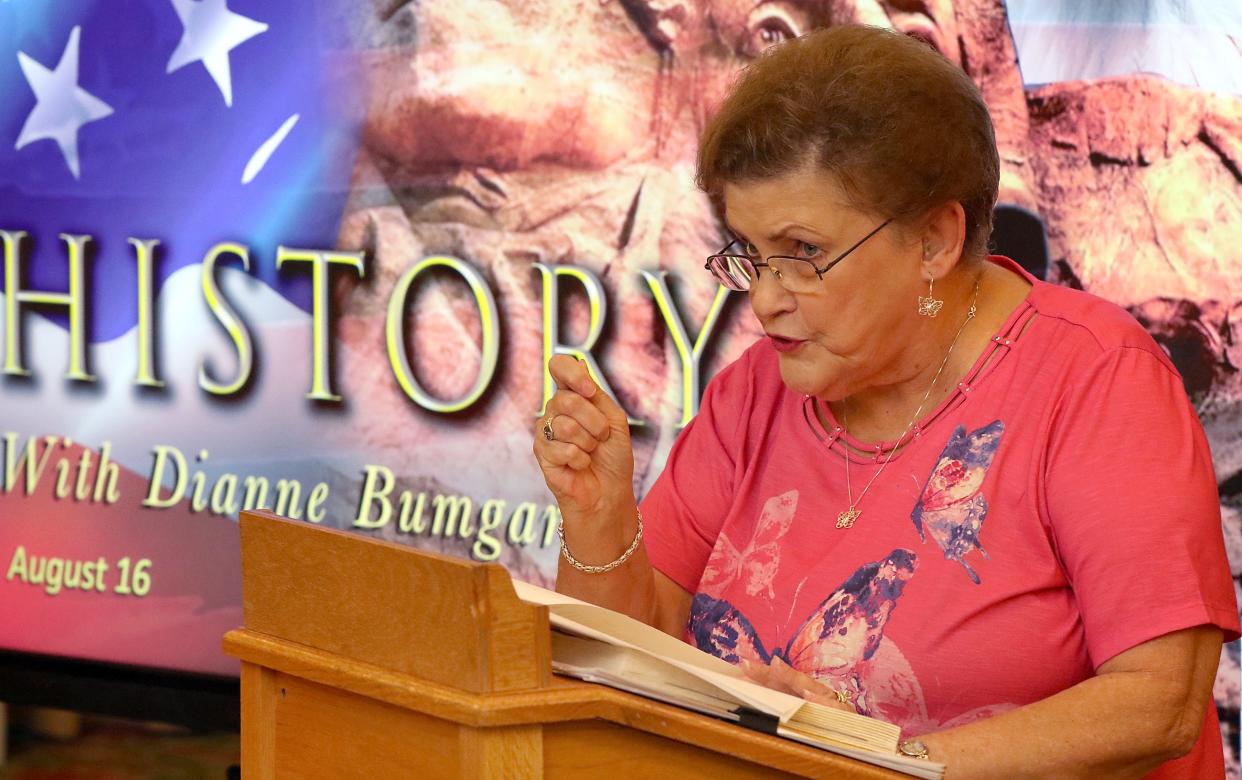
[724, 220, 827, 246]
[770, 223, 824, 241]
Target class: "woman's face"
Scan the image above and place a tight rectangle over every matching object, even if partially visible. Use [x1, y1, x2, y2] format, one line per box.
[723, 166, 925, 401]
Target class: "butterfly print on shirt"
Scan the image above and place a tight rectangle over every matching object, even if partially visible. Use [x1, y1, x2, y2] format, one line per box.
[699, 490, 797, 599]
[911, 420, 1005, 584]
[689, 548, 917, 715]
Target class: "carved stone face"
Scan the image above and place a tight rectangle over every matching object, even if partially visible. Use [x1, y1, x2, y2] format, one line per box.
[358, 0, 660, 174]
[355, 0, 964, 179]
[346, 0, 988, 335]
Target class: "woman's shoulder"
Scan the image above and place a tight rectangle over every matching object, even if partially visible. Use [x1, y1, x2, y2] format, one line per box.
[1021, 271, 1173, 368]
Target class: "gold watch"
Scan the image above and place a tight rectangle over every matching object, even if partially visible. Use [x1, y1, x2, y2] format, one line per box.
[898, 739, 930, 760]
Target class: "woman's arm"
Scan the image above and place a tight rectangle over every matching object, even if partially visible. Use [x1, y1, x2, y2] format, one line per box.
[940, 348, 1236, 777]
[919, 625, 1223, 779]
[557, 540, 694, 636]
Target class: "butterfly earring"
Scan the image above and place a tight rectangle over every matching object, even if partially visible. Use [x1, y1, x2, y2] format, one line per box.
[918, 242, 943, 317]
[918, 278, 944, 317]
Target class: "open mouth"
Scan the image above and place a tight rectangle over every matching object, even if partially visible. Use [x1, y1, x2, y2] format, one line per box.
[769, 336, 806, 353]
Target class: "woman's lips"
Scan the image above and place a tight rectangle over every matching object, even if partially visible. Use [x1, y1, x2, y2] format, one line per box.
[769, 335, 806, 353]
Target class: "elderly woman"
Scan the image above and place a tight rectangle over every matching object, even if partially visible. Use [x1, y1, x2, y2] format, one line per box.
[533, 25, 1239, 778]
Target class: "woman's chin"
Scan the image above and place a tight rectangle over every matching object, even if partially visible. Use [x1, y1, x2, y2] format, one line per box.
[776, 360, 841, 401]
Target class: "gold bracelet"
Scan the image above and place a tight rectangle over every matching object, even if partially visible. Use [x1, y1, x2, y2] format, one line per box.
[558, 509, 644, 574]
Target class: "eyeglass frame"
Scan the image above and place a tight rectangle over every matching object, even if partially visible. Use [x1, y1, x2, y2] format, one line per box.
[704, 218, 893, 290]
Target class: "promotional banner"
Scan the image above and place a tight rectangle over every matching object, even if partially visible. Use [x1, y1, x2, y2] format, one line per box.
[2, 0, 1239, 770]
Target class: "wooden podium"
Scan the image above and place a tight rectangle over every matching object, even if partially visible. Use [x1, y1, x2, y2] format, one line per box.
[223, 510, 905, 779]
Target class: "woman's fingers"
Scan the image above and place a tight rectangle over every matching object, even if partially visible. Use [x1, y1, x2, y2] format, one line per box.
[742, 658, 855, 712]
[541, 414, 598, 454]
[540, 439, 592, 470]
[546, 390, 610, 441]
[799, 686, 854, 712]
[548, 355, 630, 436]
[767, 658, 808, 695]
[535, 356, 638, 511]
[738, 659, 765, 683]
[534, 393, 607, 476]
[548, 354, 597, 399]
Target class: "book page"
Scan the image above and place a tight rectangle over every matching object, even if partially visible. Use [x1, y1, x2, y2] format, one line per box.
[552, 633, 742, 713]
[514, 580, 748, 676]
[556, 607, 805, 719]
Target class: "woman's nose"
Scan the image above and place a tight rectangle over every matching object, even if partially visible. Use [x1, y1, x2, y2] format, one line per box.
[748, 270, 797, 321]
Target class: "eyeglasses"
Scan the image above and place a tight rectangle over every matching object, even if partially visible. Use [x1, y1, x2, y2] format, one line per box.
[704, 219, 892, 293]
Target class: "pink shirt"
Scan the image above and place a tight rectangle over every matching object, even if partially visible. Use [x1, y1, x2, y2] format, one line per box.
[641, 257, 1240, 777]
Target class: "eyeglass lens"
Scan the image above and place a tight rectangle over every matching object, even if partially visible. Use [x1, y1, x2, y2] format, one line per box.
[707, 255, 753, 291]
[707, 254, 821, 293]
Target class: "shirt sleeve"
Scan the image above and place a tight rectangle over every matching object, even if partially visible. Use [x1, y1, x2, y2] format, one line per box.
[1043, 346, 1241, 669]
[640, 348, 755, 593]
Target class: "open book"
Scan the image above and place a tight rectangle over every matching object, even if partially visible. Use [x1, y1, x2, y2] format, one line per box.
[513, 580, 945, 779]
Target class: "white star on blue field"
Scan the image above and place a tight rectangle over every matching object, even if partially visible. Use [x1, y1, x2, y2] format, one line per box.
[15, 26, 114, 179]
[166, 0, 267, 107]
[0, 0, 361, 343]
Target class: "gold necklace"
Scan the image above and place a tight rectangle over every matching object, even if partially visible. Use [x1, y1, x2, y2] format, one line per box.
[834, 278, 981, 529]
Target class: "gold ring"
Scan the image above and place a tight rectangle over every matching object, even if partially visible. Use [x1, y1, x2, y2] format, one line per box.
[542, 418, 556, 442]
[834, 689, 854, 706]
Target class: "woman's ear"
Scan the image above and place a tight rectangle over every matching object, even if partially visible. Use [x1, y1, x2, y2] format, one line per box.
[921, 201, 968, 277]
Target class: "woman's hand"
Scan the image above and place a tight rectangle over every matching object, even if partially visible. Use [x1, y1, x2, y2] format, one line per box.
[739, 658, 857, 713]
[534, 355, 636, 521]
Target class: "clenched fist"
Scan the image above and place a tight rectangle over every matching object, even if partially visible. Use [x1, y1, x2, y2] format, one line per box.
[533, 355, 636, 524]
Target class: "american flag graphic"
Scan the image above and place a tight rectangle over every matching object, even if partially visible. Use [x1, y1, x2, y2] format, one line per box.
[0, 0, 359, 339]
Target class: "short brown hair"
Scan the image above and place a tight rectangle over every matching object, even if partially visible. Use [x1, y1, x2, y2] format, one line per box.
[697, 25, 999, 258]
